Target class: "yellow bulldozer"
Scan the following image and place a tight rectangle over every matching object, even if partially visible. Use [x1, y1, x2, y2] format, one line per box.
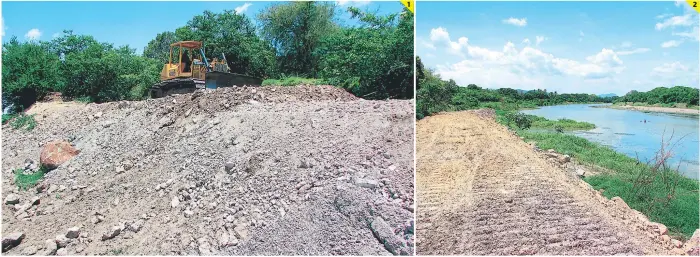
[150, 41, 263, 98]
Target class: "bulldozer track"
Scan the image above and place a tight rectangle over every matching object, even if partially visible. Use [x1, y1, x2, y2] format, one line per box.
[416, 111, 669, 255]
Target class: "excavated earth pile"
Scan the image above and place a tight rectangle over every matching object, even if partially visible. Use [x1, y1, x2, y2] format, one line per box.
[416, 110, 677, 256]
[2, 85, 415, 255]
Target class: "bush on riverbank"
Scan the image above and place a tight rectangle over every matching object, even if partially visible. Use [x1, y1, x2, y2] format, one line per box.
[519, 131, 699, 239]
[528, 115, 596, 130]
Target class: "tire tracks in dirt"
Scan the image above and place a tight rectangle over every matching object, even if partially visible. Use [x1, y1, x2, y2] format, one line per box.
[416, 111, 671, 255]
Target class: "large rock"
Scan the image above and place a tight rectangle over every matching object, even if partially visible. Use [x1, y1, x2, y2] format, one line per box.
[66, 227, 80, 239]
[370, 217, 409, 255]
[4, 194, 19, 205]
[2, 232, 25, 252]
[40, 141, 80, 170]
[101, 226, 121, 241]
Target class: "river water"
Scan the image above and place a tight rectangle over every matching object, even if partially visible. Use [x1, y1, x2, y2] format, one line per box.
[522, 104, 699, 179]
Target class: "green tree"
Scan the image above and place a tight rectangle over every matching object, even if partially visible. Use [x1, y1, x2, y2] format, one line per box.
[143, 31, 178, 64]
[2, 37, 64, 112]
[315, 6, 413, 99]
[258, 1, 337, 76]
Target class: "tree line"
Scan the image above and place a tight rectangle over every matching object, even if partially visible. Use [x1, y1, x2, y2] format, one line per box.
[615, 86, 699, 106]
[2, 2, 413, 113]
[416, 56, 620, 119]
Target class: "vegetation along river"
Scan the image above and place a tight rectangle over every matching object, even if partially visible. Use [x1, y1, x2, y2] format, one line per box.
[522, 104, 699, 179]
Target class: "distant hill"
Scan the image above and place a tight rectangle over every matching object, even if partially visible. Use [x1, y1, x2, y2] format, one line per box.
[598, 93, 617, 98]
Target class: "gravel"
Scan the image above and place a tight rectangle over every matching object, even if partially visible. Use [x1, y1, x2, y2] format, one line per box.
[2, 85, 414, 255]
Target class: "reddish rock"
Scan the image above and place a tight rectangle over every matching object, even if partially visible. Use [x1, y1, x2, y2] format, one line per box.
[40, 141, 80, 170]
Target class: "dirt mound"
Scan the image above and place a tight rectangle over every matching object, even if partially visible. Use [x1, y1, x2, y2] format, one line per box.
[2, 85, 414, 255]
[416, 111, 673, 255]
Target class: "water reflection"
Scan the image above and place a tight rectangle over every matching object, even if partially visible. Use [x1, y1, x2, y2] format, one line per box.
[522, 104, 699, 179]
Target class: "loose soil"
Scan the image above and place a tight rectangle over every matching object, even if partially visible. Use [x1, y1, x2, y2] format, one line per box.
[416, 110, 676, 255]
[2, 86, 415, 255]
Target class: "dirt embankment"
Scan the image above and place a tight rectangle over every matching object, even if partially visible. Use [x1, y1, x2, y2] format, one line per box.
[602, 105, 700, 115]
[416, 110, 690, 255]
[2, 86, 415, 255]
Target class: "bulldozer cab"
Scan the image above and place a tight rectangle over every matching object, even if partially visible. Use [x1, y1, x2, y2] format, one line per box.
[160, 41, 207, 82]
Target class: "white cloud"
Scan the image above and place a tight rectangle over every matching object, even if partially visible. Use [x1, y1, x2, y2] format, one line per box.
[655, 3, 698, 42]
[522, 38, 531, 45]
[24, 28, 41, 40]
[337, 0, 371, 7]
[655, 13, 694, 30]
[535, 36, 546, 46]
[1, 16, 4, 37]
[652, 62, 689, 74]
[429, 27, 626, 90]
[620, 41, 632, 48]
[616, 48, 650, 55]
[502, 17, 527, 27]
[430, 27, 451, 43]
[234, 3, 252, 14]
[672, 25, 699, 41]
[661, 40, 682, 48]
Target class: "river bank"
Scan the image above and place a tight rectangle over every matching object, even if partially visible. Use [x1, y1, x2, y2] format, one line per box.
[499, 107, 698, 239]
[596, 104, 700, 115]
[418, 110, 691, 255]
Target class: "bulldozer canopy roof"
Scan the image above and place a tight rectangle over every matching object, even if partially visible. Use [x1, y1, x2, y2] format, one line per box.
[170, 41, 202, 49]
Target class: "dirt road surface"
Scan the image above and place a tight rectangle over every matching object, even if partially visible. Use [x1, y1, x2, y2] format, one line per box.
[416, 110, 673, 255]
[2, 86, 415, 255]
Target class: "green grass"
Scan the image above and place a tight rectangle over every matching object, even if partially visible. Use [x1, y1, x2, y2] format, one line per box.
[8, 113, 36, 131]
[518, 130, 699, 239]
[75, 96, 93, 103]
[14, 167, 47, 191]
[528, 115, 596, 130]
[262, 77, 326, 87]
[2, 114, 16, 124]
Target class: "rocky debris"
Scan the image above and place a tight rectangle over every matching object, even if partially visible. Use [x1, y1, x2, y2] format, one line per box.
[91, 213, 105, 224]
[171, 196, 180, 208]
[101, 226, 121, 241]
[56, 248, 68, 256]
[20, 245, 38, 255]
[576, 168, 586, 177]
[354, 178, 379, 189]
[683, 229, 700, 255]
[224, 162, 235, 174]
[55, 235, 70, 248]
[5, 194, 20, 205]
[39, 141, 80, 170]
[649, 222, 668, 236]
[127, 220, 144, 233]
[42, 239, 57, 255]
[2, 232, 25, 252]
[1, 86, 413, 255]
[671, 239, 683, 248]
[65, 227, 80, 239]
[370, 217, 409, 255]
[558, 154, 571, 164]
[233, 225, 249, 240]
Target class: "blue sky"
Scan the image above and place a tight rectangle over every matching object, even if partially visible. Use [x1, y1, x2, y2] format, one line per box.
[417, 1, 699, 95]
[1, 1, 404, 54]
